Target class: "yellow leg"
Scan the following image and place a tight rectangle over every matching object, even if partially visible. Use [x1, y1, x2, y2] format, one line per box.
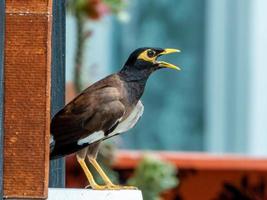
[88, 158, 114, 185]
[87, 156, 137, 190]
[76, 154, 105, 190]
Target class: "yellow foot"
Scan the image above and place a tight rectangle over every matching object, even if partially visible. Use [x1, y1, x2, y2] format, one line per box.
[85, 184, 108, 190]
[105, 184, 138, 190]
[86, 184, 137, 190]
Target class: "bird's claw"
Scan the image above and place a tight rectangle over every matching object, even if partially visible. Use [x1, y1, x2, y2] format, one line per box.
[105, 184, 138, 190]
[85, 184, 137, 190]
[85, 184, 108, 190]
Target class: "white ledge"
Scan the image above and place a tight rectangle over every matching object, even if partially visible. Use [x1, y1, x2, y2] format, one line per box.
[48, 188, 143, 200]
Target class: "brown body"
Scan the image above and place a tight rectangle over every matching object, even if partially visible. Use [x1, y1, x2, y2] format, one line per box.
[50, 73, 144, 159]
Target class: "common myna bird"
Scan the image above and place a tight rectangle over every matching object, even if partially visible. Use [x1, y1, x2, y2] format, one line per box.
[50, 47, 180, 189]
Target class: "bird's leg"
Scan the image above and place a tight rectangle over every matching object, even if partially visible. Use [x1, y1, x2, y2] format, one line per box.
[87, 157, 114, 185]
[76, 149, 105, 190]
[87, 155, 137, 190]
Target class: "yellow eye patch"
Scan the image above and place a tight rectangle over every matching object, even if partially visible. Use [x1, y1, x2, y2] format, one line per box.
[137, 49, 157, 62]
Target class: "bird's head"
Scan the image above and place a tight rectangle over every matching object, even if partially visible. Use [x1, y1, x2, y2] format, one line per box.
[122, 47, 181, 75]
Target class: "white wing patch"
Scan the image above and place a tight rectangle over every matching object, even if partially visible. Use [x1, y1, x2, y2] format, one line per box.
[77, 131, 104, 145]
[77, 100, 144, 146]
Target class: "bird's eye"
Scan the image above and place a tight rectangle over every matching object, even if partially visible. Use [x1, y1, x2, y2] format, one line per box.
[147, 50, 156, 58]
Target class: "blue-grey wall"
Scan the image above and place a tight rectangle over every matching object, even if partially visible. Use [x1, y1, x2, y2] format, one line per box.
[49, 0, 66, 188]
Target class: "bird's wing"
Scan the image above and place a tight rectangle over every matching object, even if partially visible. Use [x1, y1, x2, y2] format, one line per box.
[50, 86, 125, 146]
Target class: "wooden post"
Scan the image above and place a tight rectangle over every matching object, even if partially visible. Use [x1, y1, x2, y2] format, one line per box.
[0, 1, 5, 199]
[49, 0, 66, 188]
[3, 0, 52, 198]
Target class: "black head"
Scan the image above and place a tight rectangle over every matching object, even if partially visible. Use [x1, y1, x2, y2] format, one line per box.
[121, 47, 180, 74]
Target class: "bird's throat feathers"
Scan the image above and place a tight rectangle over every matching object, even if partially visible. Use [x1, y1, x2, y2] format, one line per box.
[119, 64, 152, 104]
[119, 67, 151, 83]
[119, 60, 154, 83]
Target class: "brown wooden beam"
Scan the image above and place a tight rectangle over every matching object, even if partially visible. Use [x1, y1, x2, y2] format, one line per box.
[0, 1, 5, 199]
[3, 0, 52, 198]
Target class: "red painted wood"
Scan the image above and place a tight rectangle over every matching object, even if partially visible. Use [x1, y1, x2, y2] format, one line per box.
[66, 150, 267, 199]
[113, 150, 267, 171]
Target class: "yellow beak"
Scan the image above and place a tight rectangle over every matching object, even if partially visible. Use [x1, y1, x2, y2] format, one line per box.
[160, 48, 181, 55]
[157, 48, 181, 70]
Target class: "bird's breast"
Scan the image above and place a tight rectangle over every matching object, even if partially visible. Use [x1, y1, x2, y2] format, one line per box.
[112, 100, 144, 134]
[123, 81, 146, 106]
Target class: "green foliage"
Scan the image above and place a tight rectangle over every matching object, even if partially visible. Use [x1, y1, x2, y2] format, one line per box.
[66, 0, 87, 16]
[67, 0, 126, 17]
[128, 155, 179, 200]
[102, 0, 127, 13]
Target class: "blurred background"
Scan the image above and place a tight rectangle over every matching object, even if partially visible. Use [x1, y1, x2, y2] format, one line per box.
[65, 0, 267, 199]
[66, 0, 267, 156]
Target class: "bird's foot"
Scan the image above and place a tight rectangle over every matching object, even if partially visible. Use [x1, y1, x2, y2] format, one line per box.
[85, 184, 107, 190]
[85, 184, 137, 190]
[105, 184, 138, 190]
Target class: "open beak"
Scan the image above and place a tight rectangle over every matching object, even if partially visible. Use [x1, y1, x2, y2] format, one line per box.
[156, 48, 181, 70]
